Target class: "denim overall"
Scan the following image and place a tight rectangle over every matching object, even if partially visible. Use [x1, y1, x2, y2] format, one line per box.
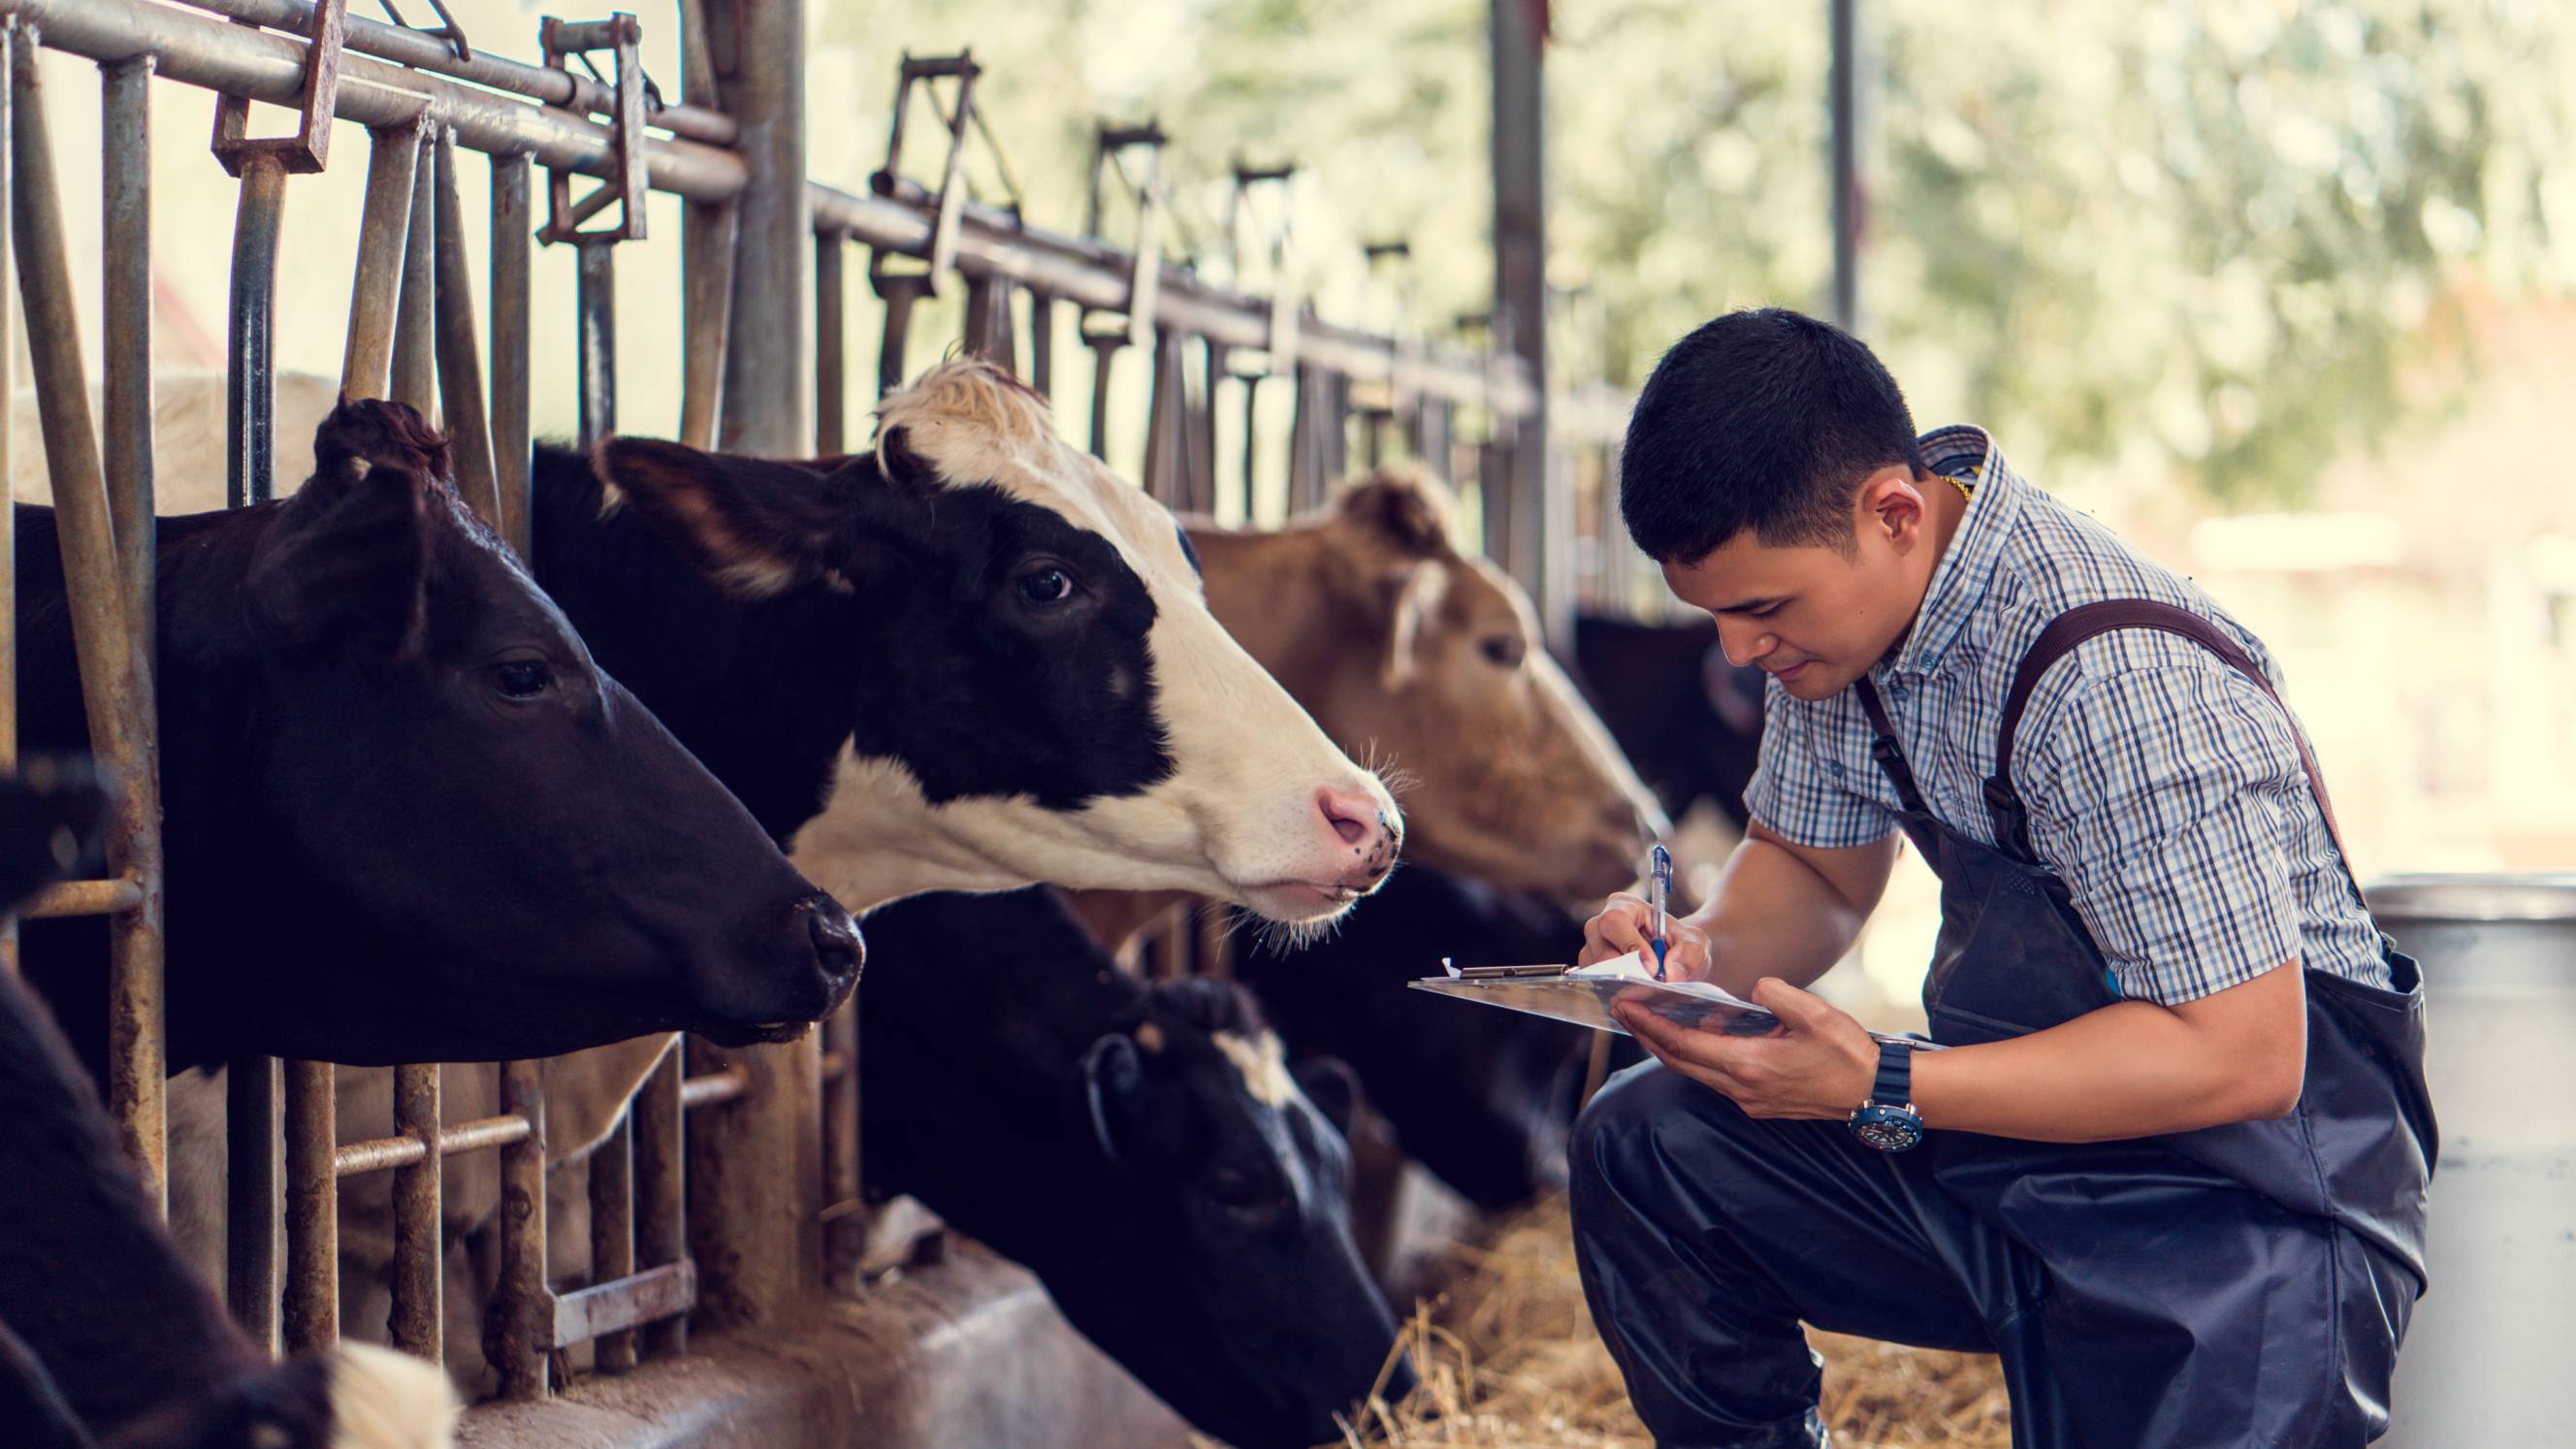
[1570, 601, 2437, 1447]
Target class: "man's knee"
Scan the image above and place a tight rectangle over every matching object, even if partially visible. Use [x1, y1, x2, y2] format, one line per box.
[1570, 1061, 1755, 1204]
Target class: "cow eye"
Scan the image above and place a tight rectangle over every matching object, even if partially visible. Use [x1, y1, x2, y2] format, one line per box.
[1480, 633, 1527, 668]
[1015, 566, 1076, 607]
[491, 660, 554, 700]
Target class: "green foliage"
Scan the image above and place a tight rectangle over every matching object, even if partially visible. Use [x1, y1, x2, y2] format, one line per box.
[811, 0, 2576, 503]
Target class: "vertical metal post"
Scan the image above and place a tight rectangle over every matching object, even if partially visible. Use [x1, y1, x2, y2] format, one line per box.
[700, 0, 821, 1329]
[633, 1046, 686, 1359]
[1490, 0, 1555, 628]
[814, 230, 844, 453]
[489, 152, 532, 556]
[341, 120, 422, 401]
[1084, 329, 1126, 461]
[819, 999, 858, 1289]
[679, 202, 736, 450]
[389, 1063, 441, 1360]
[0, 19, 16, 980]
[1142, 328, 1189, 505]
[872, 266, 929, 402]
[226, 159, 288, 509]
[588, 1113, 636, 1371]
[282, 1059, 336, 1352]
[1830, 0, 1858, 333]
[493, 1056, 548, 1399]
[961, 273, 1015, 372]
[430, 128, 499, 530]
[574, 238, 616, 448]
[228, 1057, 280, 1350]
[17, 26, 163, 1204]
[390, 129, 435, 419]
[1026, 290, 1057, 403]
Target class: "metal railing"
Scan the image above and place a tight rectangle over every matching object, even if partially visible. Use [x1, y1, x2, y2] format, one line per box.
[5, 0, 1594, 1426]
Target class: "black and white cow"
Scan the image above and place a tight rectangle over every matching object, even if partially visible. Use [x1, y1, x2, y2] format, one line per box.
[1243, 864, 1602, 1211]
[15, 400, 861, 1073]
[0, 762, 456, 1449]
[1567, 610, 1767, 830]
[857, 886, 1414, 1449]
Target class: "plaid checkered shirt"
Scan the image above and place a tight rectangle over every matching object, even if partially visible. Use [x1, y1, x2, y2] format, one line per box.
[1741, 426, 2391, 1005]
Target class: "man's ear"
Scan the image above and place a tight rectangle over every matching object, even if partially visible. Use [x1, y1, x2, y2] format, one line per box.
[593, 437, 934, 599]
[244, 443, 435, 660]
[1860, 466, 1931, 553]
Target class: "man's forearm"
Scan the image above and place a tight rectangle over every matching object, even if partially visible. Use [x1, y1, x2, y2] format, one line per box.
[1693, 834, 1875, 996]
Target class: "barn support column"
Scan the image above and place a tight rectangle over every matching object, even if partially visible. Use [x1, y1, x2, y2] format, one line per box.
[696, 0, 821, 1332]
[1490, 0, 1562, 646]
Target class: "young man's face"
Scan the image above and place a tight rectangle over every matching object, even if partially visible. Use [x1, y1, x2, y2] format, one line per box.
[1658, 467, 1944, 702]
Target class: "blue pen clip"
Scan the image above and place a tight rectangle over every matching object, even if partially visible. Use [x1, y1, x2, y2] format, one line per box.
[1647, 844, 1673, 982]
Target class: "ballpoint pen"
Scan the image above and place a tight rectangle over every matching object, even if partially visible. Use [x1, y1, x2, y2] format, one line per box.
[1648, 843, 1672, 982]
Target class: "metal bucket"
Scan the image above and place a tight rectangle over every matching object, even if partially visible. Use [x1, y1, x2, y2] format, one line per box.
[2369, 874, 2576, 1446]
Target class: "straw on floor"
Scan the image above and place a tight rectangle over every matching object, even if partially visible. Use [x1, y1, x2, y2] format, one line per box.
[1337, 1197, 2011, 1448]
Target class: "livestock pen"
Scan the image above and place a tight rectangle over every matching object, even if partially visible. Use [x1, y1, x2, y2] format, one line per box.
[3, 1, 1656, 1443]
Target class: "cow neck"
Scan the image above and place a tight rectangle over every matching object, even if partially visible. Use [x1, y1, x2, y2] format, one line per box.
[785, 749, 1038, 915]
[527, 445, 868, 845]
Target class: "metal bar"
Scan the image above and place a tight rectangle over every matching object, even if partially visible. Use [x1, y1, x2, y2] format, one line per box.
[813, 230, 844, 452]
[713, 0, 807, 455]
[283, 1059, 337, 1352]
[871, 266, 928, 402]
[1490, 0, 1556, 630]
[1141, 327, 1185, 503]
[961, 271, 1014, 371]
[102, 55, 152, 642]
[0, 19, 14, 980]
[340, 118, 423, 400]
[227, 1056, 280, 1351]
[17, 877, 143, 918]
[677, 201, 734, 449]
[820, 996, 857, 1289]
[679, 1067, 747, 1110]
[389, 1062, 440, 1360]
[814, 180, 1533, 414]
[588, 1112, 637, 1370]
[389, 130, 435, 417]
[19, 0, 747, 203]
[632, 1044, 685, 1360]
[173, 0, 739, 145]
[209, 0, 343, 177]
[493, 1057, 549, 1399]
[573, 236, 615, 447]
[489, 150, 531, 556]
[1830, 0, 1858, 332]
[219, 158, 291, 506]
[16, 30, 164, 1201]
[1026, 288, 1056, 402]
[335, 1110, 530, 1175]
[430, 126, 499, 527]
[1084, 330, 1121, 461]
[550, 1261, 693, 1347]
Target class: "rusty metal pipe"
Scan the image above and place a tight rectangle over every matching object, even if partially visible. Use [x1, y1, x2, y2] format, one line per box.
[679, 1067, 747, 1110]
[18, 877, 142, 918]
[227, 1056, 279, 1350]
[336, 1110, 531, 1175]
[573, 236, 615, 447]
[389, 1063, 441, 1360]
[633, 1045, 685, 1360]
[677, 201, 734, 450]
[588, 1113, 637, 1371]
[430, 127, 499, 528]
[283, 1059, 337, 1352]
[339, 119, 421, 400]
[176, 0, 738, 144]
[489, 151, 531, 556]
[389, 130, 435, 418]
[16, 0, 747, 203]
[0, 19, 16, 980]
[101, 55, 152, 639]
[821, 998, 858, 1289]
[493, 1057, 548, 1399]
[224, 156, 286, 506]
[813, 231, 844, 453]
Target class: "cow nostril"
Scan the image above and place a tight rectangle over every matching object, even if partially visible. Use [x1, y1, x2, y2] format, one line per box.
[1317, 787, 1373, 848]
[805, 904, 864, 982]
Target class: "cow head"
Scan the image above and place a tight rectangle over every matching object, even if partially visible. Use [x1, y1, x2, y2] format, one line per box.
[592, 359, 1401, 926]
[1070, 981, 1414, 1447]
[1191, 469, 1664, 903]
[221, 401, 858, 1063]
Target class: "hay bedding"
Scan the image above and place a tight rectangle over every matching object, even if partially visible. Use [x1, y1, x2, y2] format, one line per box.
[1316, 1198, 2011, 1449]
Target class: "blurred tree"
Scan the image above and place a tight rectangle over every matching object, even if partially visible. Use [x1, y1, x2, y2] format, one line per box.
[812, 0, 2576, 504]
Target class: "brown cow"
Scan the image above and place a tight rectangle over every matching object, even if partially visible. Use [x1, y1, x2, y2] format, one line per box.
[1069, 467, 1663, 950]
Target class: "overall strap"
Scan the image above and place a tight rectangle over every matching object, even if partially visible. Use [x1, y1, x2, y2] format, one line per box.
[1850, 676, 1934, 816]
[1987, 600, 2354, 877]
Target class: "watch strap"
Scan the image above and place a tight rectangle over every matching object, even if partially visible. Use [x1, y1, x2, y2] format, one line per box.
[1870, 1040, 1913, 1109]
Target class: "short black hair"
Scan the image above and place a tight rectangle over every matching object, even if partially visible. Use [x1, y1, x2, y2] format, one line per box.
[1619, 308, 1925, 564]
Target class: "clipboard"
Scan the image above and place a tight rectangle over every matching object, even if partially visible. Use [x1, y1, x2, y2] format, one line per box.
[1408, 950, 1941, 1048]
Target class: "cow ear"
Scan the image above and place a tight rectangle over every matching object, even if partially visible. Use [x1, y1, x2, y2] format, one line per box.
[1334, 470, 1453, 559]
[1080, 1032, 1146, 1164]
[245, 446, 434, 659]
[1376, 560, 1448, 691]
[596, 437, 934, 600]
[1290, 1056, 1362, 1139]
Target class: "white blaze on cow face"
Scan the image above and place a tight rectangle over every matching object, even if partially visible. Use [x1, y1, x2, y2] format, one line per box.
[789, 360, 1402, 925]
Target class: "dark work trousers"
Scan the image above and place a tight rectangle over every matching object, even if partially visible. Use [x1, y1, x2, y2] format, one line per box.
[1570, 602, 2436, 1448]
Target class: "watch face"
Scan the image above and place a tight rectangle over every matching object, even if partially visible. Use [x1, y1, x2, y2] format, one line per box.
[1851, 1106, 1923, 1153]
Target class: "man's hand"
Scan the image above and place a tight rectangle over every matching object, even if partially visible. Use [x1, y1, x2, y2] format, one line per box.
[1611, 978, 1879, 1122]
[1580, 892, 1712, 979]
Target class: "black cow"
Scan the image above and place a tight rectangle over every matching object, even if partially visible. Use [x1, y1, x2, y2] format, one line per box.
[857, 886, 1414, 1449]
[1243, 865, 1606, 1211]
[1567, 610, 1766, 828]
[16, 401, 859, 1072]
[0, 762, 456, 1449]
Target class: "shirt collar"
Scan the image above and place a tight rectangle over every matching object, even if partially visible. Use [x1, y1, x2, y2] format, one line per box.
[1879, 425, 2020, 680]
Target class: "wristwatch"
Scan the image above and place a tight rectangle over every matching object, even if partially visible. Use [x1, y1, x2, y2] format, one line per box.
[1848, 1040, 1924, 1153]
